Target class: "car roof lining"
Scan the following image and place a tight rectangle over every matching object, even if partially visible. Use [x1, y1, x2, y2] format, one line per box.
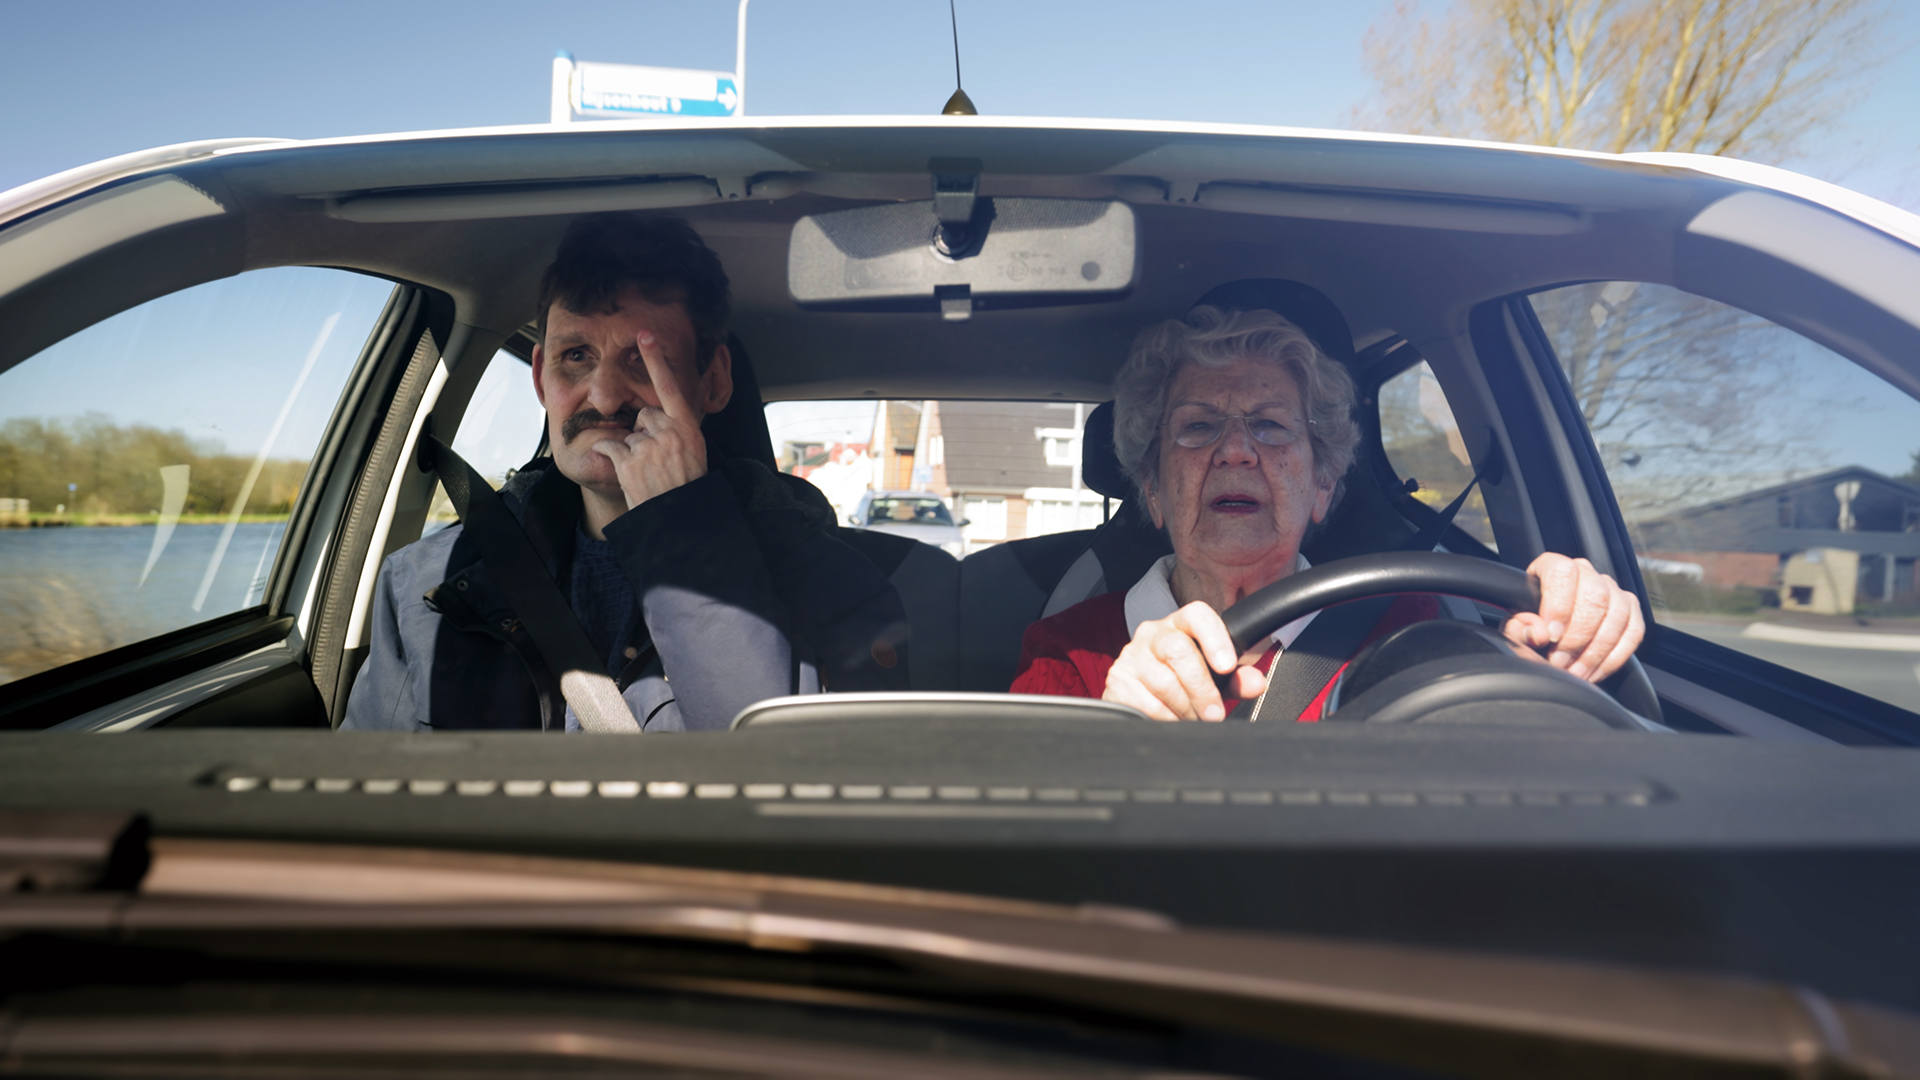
[12, 124, 1909, 404]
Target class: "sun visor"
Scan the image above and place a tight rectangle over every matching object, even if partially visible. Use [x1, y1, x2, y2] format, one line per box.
[1195, 183, 1589, 236]
[0, 175, 227, 302]
[788, 197, 1137, 319]
[325, 175, 803, 223]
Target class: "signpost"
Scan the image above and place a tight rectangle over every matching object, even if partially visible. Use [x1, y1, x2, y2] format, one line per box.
[551, 1, 750, 123]
[551, 54, 740, 123]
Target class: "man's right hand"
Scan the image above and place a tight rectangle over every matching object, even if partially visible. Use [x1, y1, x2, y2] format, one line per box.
[592, 331, 708, 510]
[1103, 601, 1267, 722]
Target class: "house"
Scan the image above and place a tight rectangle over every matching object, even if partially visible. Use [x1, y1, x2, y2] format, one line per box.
[865, 400, 1111, 551]
[781, 440, 873, 525]
[1633, 466, 1920, 613]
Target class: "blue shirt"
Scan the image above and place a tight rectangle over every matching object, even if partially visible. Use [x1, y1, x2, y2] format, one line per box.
[564, 529, 645, 732]
[569, 527, 642, 676]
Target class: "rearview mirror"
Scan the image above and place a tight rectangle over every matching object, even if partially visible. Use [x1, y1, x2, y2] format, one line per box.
[788, 198, 1137, 318]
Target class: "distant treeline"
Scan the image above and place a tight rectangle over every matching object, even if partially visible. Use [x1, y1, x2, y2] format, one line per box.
[0, 414, 307, 517]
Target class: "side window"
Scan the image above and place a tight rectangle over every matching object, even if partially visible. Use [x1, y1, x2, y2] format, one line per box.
[1376, 360, 1497, 550]
[0, 267, 394, 686]
[424, 349, 546, 535]
[1532, 282, 1920, 715]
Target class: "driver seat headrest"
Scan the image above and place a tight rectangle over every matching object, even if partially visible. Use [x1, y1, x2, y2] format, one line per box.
[1078, 279, 1356, 505]
[1190, 279, 1356, 365]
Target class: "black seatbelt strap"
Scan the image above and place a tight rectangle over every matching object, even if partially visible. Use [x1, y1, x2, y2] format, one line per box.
[1400, 469, 1485, 553]
[1230, 595, 1396, 722]
[424, 436, 640, 733]
[1399, 441, 1503, 554]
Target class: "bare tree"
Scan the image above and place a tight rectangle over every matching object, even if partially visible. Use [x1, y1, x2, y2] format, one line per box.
[1356, 0, 1887, 162]
[1355, 0, 1894, 532]
[1526, 281, 1839, 517]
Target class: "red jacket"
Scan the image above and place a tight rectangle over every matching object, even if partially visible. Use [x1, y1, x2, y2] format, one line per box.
[1009, 591, 1439, 721]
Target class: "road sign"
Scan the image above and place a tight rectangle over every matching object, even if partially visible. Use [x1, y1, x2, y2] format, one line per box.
[553, 57, 740, 122]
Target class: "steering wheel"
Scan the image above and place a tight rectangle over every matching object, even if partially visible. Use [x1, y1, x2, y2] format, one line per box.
[1217, 551, 1665, 731]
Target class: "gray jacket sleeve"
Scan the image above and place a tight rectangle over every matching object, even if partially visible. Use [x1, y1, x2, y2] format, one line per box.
[340, 549, 427, 732]
[604, 472, 810, 732]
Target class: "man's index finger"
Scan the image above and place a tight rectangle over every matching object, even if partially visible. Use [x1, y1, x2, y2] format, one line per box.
[638, 333, 694, 420]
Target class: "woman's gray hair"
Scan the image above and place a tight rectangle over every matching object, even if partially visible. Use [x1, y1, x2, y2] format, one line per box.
[1112, 305, 1360, 503]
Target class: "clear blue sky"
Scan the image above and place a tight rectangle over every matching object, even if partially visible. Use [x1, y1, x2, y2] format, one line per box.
[5, 0, 1912, 208]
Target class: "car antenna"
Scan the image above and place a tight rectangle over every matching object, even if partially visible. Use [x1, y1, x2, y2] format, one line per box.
[941, 0, 977, 115]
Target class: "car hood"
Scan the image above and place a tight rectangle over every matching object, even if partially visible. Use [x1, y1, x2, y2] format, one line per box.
[5, 828, 1918, 1079]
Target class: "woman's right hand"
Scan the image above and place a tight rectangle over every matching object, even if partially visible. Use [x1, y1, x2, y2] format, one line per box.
[1102, 601, 1268, 722]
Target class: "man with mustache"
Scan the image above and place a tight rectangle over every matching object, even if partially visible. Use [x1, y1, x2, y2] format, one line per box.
[343, 213, 905, 732]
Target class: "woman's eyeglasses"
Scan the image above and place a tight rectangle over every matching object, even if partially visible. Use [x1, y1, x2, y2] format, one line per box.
[1166, 411, 1312, 450]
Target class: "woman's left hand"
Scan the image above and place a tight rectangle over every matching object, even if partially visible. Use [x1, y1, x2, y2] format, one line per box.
[1502, 554, 1645, 683]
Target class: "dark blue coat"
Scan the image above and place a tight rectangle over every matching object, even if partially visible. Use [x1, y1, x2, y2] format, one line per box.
[342, 456, 909, 732]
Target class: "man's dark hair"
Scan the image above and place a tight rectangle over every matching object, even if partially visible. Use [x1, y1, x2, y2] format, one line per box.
[536, 212, 731, 371]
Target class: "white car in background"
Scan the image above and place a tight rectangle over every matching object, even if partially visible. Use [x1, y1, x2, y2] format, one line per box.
[849, 490, 966, 556]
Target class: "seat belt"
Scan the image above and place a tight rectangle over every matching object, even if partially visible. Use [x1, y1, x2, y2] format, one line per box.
[424, 436, 641, 733]
[1399, 456, 1493, 555]
[1230, 456, 1497, 722]
[1232, 595, 1396, 722]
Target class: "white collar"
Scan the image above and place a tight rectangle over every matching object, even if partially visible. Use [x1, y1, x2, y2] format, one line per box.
[1124, 553, 1320, 650]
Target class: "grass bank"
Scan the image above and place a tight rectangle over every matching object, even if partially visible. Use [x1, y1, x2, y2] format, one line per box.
[0, 513, 287, 529]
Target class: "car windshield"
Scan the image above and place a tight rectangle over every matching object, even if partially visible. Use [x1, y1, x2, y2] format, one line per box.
[2, 130, 1913, 739]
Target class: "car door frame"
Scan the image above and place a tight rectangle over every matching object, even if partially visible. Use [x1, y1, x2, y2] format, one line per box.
[1476, 284, 1920, 746]
[0, 171, 456, 729]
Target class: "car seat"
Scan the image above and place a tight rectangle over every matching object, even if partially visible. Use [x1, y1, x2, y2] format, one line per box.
[954, 401, 1172, 692]
[707, 336, 961, 692]
[951, 280, 1436, 693]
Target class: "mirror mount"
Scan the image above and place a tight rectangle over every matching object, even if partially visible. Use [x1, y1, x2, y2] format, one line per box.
[930, 157, 982, 257]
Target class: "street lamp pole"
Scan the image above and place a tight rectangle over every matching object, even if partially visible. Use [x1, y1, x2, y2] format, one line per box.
[735, 0, 751, 116]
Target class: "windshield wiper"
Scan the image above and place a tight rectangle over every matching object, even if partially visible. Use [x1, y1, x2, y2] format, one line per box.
[3, 835, 1915, 1078]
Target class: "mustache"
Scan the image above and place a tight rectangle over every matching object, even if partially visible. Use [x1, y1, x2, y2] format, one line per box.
[561, 408, 639, 441]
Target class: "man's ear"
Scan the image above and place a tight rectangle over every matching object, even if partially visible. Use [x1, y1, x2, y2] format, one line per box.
[700, 342, 734, 415]
[530, 344, 549, 409]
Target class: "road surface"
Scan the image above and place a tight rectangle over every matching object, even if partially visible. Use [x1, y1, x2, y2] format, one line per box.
[1663, 615, 1920, 715]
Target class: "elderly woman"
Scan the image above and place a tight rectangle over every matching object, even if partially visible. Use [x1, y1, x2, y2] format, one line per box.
[1010, 307, 1644, 722]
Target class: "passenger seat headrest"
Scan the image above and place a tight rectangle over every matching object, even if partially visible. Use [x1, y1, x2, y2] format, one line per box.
[1190, 279, 1356, 365]
[1081, 401, 1131, 500]
[699, 333, 778, 470]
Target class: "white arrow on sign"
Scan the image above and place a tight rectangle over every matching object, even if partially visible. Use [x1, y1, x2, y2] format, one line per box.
[570, 60, 741, 118]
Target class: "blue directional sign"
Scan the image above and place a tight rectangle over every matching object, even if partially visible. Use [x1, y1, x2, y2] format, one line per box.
[563, 60, 740, 120]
